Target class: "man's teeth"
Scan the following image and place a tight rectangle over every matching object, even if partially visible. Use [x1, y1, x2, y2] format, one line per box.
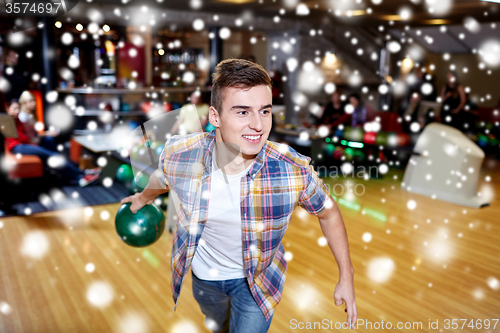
[243, 135, 260, 140]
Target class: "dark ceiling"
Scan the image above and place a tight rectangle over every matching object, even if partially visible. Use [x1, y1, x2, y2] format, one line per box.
[91, 0, 500, 26]
[0, 0, 499, 34]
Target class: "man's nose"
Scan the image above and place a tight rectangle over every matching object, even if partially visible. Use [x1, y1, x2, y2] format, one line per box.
[249, 113, 263, 131]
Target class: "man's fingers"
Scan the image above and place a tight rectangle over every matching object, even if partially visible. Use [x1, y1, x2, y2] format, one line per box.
[346, 300, 358, 329]
[120, 196, 132, 204]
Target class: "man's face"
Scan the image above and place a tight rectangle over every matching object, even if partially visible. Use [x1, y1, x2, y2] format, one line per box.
[7, 51, 18, 66]
[7, 103, 20, 117]
[209, 85, 272, 159]
[331, 92, 340, 104]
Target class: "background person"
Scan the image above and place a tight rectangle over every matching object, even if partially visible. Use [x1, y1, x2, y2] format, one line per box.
[170, 90, 210, 134]
[440, 71, 476, 131]
[317, 91, 345, 128]
[2, 49, 29, 102]
[18, 90, 60, 151]
[4, 100, 100, 187]
[329, 93, 372, 129]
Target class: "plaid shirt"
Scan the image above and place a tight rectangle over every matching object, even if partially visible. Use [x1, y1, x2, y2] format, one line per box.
[158, 130, 329, 321]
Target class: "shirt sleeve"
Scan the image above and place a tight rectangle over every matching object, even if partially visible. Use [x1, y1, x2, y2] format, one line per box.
[298, 164, 330, 216]
[156, 138, 171, 190]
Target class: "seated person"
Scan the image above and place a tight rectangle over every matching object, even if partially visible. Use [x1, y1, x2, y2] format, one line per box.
[18, 91, 60, 151]
[317, 91, 345, 126]
[330, 93, 371, 129]
[4, 100, 100, 187]
[170, 91, 210, 134]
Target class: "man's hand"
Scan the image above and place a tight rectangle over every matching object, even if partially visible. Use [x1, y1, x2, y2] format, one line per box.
[120, 192, 153, 214]
[334, 277, 358, 329]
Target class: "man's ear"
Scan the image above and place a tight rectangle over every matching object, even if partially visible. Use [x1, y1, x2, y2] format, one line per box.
[208, 106, 220, 128]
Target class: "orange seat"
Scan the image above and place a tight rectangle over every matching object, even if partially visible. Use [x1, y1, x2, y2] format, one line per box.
[4, 143, 43, 179]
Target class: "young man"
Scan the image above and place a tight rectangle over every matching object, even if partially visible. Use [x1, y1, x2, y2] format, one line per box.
[121, 59, 357, 332]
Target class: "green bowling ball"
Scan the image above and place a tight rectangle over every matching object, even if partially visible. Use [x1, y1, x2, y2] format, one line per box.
[488, 136, 499, 146]
[324, 143, 335, 155]
[115, 202, 165, 247]
[344, 127, 353, 140]
[344, 147, 354, 161]
[351, 128, 364, 142]
[376, 132, 388, 146]
[353, 149, 366, 161]
[477, 134, 488, 147]
[150, 141, 163, 151]
[130, 172, 150, 192]
[116, 164, 134, 183]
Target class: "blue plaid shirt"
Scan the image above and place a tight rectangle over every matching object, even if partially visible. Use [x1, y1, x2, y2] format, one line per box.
[158, 130, 329, 320]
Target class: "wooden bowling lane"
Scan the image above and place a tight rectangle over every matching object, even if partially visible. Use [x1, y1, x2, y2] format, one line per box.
[0, 205, 206, 332]
[276, 159, 500, 332]
[0, 158, 499, 332]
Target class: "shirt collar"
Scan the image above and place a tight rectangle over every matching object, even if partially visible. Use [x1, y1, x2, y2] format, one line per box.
[202, 129, 267, 180]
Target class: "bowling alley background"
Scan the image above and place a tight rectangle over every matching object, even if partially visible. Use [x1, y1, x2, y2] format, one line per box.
[1, 0, 500, 332]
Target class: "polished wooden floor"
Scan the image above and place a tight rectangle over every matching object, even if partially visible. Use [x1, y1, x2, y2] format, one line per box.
[1, 159, 499, 332]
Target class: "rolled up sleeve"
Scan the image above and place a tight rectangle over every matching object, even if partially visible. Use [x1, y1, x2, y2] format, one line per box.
[298, 164, 330, 216]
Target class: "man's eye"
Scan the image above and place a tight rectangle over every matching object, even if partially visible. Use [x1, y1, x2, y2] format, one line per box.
[238, 111, 248, 115]
[261, 109, 270, 114]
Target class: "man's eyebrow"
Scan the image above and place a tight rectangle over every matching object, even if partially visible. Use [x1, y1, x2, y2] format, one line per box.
[229, 104, 273, 110]
[230, 105, 252, 110]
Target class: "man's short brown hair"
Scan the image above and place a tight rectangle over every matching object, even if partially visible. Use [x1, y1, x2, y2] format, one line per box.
[211, 59, 272, 114]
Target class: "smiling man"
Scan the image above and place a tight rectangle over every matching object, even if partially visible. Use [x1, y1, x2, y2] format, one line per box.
[121, 59, 357, 333]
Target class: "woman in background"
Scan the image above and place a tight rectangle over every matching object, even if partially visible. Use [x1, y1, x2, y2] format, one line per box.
[18, 91, 59, 151]
[440, 71, 475, 131]
[348, 93, 368, 127]
[328, 93, 371, 130]
[5, 100, 100, 187]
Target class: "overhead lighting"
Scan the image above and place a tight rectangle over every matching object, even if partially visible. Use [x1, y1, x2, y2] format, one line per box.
[323, 53, 337, 69]
[216, 0, 255, 3]
[401, 58, 415, 75]
[481, 0, 500, 3]
[380, 14, 404, 21]
[348, 10, 366, 16]
[424, 19, 452, 25]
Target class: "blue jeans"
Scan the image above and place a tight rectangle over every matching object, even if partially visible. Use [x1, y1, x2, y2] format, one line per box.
[39, 136, 58, 152]
[191, 271, 273, 333]
[11, 144, 83, 180]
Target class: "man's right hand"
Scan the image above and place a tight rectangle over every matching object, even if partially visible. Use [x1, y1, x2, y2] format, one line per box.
[120, 193, 154, 214]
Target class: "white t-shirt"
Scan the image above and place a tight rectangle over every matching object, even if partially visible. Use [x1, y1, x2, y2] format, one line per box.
[191, 153, 252, 280]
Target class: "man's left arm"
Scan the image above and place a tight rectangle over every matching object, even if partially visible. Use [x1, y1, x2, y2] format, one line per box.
[298, 163, 358, 328]
[317, 197, 357, 328]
